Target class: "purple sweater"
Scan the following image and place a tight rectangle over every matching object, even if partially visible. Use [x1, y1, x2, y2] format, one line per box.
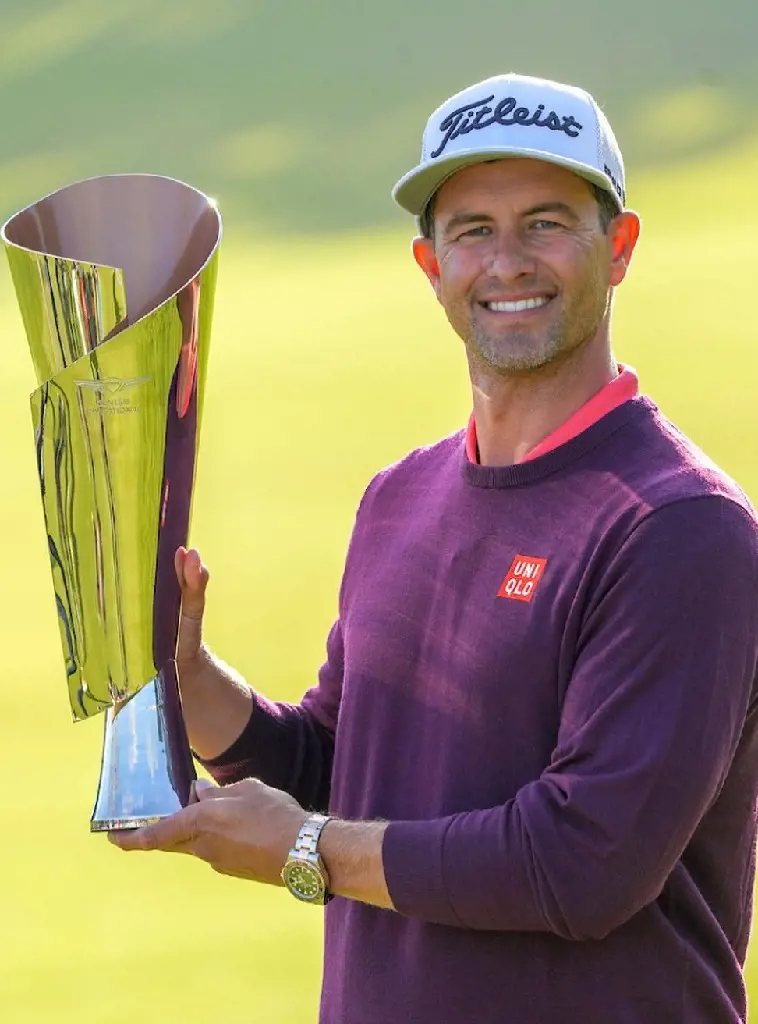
[206, 396, 758, 1023]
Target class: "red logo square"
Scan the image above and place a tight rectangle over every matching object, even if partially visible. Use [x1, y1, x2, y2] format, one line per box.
[497, 555, 548, 602]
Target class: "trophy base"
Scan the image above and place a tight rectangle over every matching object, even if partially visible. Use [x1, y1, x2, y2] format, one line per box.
[91, 815, 161, 833]
[90, 662, 196, 832]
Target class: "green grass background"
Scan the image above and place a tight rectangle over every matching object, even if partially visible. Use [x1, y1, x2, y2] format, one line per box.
[0, 1, 756, 1020]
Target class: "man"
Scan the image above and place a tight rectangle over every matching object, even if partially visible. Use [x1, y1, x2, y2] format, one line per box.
[111, 74, 758, 1023]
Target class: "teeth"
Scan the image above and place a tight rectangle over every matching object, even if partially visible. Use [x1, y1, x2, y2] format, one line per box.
[486, 297, 549, 312]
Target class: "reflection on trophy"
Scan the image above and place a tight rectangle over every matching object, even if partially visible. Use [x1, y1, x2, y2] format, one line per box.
[2, 175, 222, 830]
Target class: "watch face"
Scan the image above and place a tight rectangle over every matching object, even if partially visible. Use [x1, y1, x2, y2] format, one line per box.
[283, 859, 325, 903]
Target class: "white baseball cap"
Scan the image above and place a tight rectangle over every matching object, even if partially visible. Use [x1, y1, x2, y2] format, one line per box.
[392, 73, 625, 219]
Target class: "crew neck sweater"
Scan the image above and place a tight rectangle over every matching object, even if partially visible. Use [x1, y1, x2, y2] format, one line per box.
[206, 395, 758, 1024]
[465, 362, 639, 464]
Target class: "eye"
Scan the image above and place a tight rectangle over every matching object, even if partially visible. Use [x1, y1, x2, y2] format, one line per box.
[456, 224, 492, 240]
[530, 219, 563, 231]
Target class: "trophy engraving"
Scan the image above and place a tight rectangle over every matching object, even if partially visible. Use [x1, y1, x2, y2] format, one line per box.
[2, 174, 222, 830]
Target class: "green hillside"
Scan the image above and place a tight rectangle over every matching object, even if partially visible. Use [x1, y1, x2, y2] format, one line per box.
[0, 0, 755, 234]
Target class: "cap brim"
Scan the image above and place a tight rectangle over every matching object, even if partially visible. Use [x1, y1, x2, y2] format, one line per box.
[392, 146, 623, 216]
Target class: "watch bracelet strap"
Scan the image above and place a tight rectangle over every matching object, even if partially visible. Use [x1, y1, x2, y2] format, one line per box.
[294, 812, 332, 856]
[294, 812, 334, 902]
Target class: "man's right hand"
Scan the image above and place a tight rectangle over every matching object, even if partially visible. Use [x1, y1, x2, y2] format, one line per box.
[175, 546, 210, 668]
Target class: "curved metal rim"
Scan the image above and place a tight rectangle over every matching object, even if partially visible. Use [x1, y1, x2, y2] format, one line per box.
[1, 174, 223, 331]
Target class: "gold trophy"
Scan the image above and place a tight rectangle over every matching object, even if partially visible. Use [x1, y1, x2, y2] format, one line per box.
[2, 175, 222, 830]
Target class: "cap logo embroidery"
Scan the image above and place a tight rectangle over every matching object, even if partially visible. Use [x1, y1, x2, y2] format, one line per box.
[603, 162, 625, 205]
[431, 94, 584, 160]
[497, 555, 548, 603]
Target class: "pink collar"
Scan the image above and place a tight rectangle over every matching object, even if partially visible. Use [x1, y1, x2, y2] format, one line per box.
[465, 365, 640, 465]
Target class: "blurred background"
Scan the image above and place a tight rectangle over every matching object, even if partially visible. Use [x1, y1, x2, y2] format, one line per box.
[0, 1, 756, 1020]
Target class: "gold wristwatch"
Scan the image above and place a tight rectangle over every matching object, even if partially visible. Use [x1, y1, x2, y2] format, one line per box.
[281, 813, 333, 905]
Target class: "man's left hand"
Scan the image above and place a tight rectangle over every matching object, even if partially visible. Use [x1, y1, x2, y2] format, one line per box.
[108, 777, 308, 885]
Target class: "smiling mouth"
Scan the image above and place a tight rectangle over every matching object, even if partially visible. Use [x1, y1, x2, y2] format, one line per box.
[480, 296, 553, 313]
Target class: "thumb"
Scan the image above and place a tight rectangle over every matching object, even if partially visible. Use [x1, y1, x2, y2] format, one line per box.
[190, 777, 218, 803]
[175, 547, 209, 661]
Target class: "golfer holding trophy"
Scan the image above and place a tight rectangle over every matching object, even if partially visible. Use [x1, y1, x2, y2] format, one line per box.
[2, 174, 222, 830]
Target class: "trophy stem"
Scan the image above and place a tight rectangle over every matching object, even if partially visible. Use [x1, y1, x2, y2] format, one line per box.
[90, 661, 196, 831]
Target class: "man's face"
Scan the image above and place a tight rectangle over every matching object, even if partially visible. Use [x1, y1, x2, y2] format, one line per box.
[413, 159, 637, 375]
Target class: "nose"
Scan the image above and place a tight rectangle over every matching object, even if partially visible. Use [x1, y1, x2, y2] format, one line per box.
[484, 229, 536, 281]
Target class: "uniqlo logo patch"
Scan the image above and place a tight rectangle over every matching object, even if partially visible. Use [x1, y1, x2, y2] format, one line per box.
[497, 555, 548, 602]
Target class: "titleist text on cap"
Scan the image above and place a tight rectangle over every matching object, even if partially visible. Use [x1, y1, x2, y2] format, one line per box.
[430, 94, 584, 160]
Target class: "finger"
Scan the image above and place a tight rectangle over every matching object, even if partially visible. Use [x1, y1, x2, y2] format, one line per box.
[190, 777, 218, 802]
[174, 545, 187, 588]
[176, 546, 208, 596]
[185, 547, 208, 590]
[176, 551, 209, 664]
[109, 833, 199, 859]
[212, 777, 262, 798]
[179, 548, 209, 620]
[107, 807, 197, 852]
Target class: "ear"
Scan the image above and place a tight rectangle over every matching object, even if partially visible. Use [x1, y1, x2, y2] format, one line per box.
[412, 236, 442, 300]
[608, 211, 641, 288]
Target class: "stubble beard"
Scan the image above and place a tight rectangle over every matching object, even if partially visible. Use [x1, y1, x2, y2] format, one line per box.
[468, 316, 567, 374]
[462, 290, 610, 377]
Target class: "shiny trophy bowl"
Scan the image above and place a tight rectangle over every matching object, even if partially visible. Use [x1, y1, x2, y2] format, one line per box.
[2, 174, 222, 830]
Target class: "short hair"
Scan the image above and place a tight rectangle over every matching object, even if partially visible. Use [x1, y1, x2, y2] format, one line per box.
[592, 184, 621, 233]
[419, 179, 620, 240]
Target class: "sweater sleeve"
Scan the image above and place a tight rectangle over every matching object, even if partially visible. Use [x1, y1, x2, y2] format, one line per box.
[382, 496, 758, 938]
[199, 617, 343, 812]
